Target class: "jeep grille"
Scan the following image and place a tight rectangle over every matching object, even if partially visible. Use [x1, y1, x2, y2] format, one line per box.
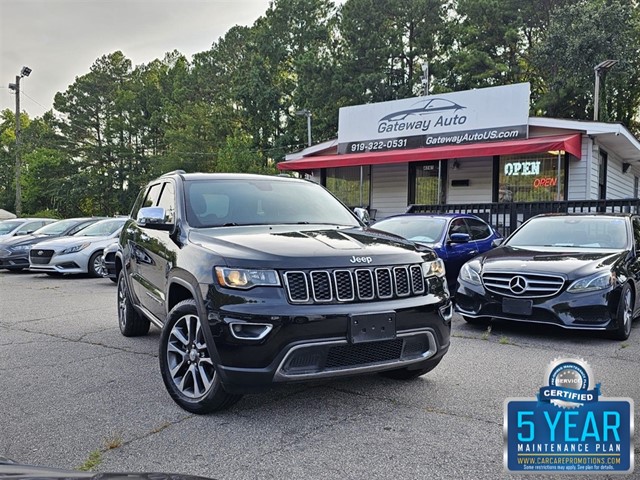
[283, 265, 426, 304]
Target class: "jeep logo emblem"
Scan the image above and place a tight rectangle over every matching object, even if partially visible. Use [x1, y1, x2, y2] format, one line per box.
[350, 255, 373, 264]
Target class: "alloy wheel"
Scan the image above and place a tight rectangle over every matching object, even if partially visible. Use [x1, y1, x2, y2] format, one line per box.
[166, 313, 215, 399]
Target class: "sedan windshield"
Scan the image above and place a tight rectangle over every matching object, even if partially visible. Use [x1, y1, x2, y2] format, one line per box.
[0, 220, 23, 234]
[372, 216, 447, 244]
[32, 219, 78, 236]
[507, 216, 628, 249]
[75, 218, 126, 237]
[185, 178, 361, 228]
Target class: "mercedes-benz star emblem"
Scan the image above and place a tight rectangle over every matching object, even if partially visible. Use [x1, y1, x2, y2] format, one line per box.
[37, 250, 44, 256]
[509, 275, 527, 294]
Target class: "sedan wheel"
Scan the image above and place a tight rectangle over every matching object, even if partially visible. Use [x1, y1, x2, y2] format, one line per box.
[88, 251, 105, 278]
[159, 299, 241, 413]
[610, 284, 633, 341]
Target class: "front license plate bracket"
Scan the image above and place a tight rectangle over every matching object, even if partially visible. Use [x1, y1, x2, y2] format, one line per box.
[348, 312, 396, 344]
[502, 297, 533, 316]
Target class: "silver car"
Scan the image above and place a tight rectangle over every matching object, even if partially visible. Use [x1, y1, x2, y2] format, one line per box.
[29, 218, 127, 277]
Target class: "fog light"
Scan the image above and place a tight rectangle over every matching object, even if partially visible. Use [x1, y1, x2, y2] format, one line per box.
[228, 322, 273, 340]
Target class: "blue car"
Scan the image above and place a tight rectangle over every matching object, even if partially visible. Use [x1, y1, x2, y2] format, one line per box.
[371, 213, 502, 289]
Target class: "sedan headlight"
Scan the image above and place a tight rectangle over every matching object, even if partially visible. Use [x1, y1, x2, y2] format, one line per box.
[8, 244, 30, 252]
[459, 262, 482, 285]
[567, 272, 614, 293]
[215, 267, 281, 289]
[61, 242, 91, 255]
[422, 258, 446, 278]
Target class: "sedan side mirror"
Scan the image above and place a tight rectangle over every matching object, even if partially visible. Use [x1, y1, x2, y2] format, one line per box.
[449, 233, 471, 243]
[353, 207, 370, 226]
[491, 238, 503, 248]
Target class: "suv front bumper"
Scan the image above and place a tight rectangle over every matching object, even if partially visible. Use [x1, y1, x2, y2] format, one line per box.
[205, 289, 452, 393]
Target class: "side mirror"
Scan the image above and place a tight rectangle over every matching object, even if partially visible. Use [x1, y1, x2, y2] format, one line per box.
[449, 233, 471, 243]
[136, 207, 172, 231]
[491, 238, 503, 248]
[353, 207, 370, 226]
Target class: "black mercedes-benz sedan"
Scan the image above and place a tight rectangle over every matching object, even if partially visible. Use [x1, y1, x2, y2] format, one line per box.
[455, 213, 639, 340]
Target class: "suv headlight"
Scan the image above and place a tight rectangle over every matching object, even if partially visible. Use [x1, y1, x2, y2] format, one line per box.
[422, 258, 446, 278]
[215, 267, 281, 289]
[9, 244, 30, 252]
[61, 242, 90, 255]
[460, 263, 482, 285]
[567, 272, 614, 293]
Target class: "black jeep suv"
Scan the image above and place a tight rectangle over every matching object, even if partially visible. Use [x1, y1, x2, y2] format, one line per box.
[116, 171, 452, 413]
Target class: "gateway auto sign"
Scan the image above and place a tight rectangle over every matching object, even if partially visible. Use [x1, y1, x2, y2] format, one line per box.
[337, 83, 530, 154]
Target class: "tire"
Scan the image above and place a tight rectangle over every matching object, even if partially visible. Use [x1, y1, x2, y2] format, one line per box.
[117, 271, 150, 337]
[609, 283, 633, 341]
[109, 276, 117, 284]
[88, 251, 104, 278]
[462, 315, 490, 325]
[159, 299, 242, 414]
[378, 358, 442, 380]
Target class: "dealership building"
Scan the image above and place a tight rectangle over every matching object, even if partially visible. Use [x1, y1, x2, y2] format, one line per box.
[278, 83, 640, 233]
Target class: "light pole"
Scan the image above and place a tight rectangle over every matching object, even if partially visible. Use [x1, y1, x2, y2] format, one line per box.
[421, 62, 429, 96]
[8, 66, 32, 217]
[593, 60, 617, 121]
[295, 109, 312, 147]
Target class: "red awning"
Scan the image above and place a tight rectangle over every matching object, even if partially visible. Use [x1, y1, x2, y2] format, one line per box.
[278, 133, 582, 171]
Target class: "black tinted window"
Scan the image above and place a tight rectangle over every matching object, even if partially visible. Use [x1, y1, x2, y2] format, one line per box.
[466, 218, 491, 240]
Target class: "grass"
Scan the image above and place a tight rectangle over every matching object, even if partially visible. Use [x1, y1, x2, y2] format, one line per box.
[77, 449, 102, 471]
[104, 433, 123, 450]
[620, 342, 629, 349]
[499, 335, 509, 345]
[77, 433, 123, 471]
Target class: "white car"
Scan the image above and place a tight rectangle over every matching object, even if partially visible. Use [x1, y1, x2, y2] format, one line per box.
[29, 218, 127, 277]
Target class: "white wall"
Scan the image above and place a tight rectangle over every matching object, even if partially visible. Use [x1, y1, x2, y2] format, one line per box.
[370, 164, 409, 219]
[446, 156, 493, 203]
[604, 148, 635, 199]
[567, 136, 589, 200]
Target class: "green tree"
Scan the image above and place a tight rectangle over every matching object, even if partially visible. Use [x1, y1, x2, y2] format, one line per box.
[532, 0, 640, 130]
[338, 0, 446, 101]
[217, 131, 277, 174]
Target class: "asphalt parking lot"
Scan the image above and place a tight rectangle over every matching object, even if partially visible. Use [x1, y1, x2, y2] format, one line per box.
[0, 270, 638, 479]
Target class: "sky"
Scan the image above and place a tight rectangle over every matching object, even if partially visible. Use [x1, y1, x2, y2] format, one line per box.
[0, 0, 278, 118]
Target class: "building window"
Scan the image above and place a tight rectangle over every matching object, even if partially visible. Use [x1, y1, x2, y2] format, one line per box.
[634, 176, 639, 198]
[325, 166, 370, 208]
[599, 150, 608, 199]
[409, 161, 445, 205]
[498, 152, 566, 202]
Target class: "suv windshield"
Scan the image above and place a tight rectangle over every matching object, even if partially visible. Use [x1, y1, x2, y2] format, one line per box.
[507, 216, 628, 249]
[185, 178, 361, 228]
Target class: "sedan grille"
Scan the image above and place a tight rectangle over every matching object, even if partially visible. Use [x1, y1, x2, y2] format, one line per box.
[29, 249, 55, 265]
[283, 265, 425, 304]
[482, 271, 565, 298]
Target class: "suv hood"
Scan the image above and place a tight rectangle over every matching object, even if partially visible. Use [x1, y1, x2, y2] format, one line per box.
[190, 226, 434, 268]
